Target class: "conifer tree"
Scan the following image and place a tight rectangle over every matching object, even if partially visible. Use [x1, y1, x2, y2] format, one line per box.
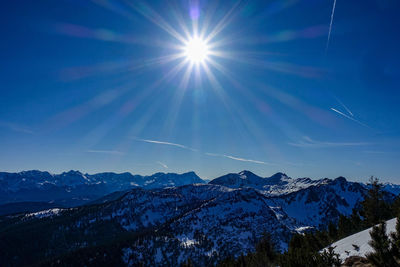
[390, 216, 400, 263]
[319, 246, 341, 267]
[249, 233, 276, 267]
[392, 196, 400, 218]
[361, 177, 390, 226]
[367, 221, 399, 267]
[328, 222, 338, 241]
[337, 215, 353, 238]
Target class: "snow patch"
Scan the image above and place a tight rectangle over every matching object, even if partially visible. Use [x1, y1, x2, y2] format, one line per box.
[26, 208, 62, 219]
[324, 218, 397, 261]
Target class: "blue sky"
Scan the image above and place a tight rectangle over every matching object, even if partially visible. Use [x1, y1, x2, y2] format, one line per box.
[1, 0, 400, 182]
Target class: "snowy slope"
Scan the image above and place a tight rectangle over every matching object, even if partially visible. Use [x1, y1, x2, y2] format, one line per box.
[121, 187, 297, 266]
[12, 184, 302, 266]
[266, 177, 366, 227]
[16, 181, 367, 265]
[326, 218, 397, 261]
[3, 180, 399, 266]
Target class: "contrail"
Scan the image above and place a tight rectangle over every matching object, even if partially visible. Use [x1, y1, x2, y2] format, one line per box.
[335, 97, 354, 117]
[205, 152, 270, 165]
[156, 161, 168, 169]
[136, 137, 272, 165]
[326, 0, 337, 52]
[331, 108, 372, 129]
[134, 138, 198, 152]
[288, 136, 371, 148]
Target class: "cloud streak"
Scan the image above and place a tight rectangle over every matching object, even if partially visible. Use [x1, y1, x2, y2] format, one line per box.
[289, 136, 371, 148]
[135, 137, 270, 165]
[331, 108, 372, 129]
[136, 137, 271, 165]
[135, 138, 197, 151]
[335, 97, 354, 117]
[157, 161, 168, 169]
[326, 0, 337, 52]
[205, 152, 270, 165]
[0, 121, 34, 135]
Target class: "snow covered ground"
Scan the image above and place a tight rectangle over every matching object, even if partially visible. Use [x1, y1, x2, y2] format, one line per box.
[25, 208, 63, 219]
[325, 218, 397, 261]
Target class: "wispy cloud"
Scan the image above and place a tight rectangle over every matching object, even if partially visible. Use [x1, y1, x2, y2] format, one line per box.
[86, 149, 124, 155]
[205, 152, 270, 165]
[331, 108, 372, 129]
[136, 137, 270, 165]
[335, 97, 354, 117]
[135, 138, 197, 151]
[326, 0, 337, 52]
[0, 121, 34, 134]
[157, 161, 168, 169]
[289, 136, 371, 148]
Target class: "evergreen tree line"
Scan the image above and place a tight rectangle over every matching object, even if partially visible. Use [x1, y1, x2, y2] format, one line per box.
[216, 177, 400, 267]
[367, 217, 400, 267]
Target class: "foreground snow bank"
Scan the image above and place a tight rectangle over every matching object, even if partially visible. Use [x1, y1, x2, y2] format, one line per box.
[324, 218, 397, 261]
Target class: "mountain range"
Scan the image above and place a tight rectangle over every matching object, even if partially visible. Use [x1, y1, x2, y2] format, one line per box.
[0, 170, 204, 208]
[0, 170, 399, 266]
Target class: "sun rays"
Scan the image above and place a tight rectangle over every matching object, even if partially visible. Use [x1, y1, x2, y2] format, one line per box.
[43, 0, 341, 169]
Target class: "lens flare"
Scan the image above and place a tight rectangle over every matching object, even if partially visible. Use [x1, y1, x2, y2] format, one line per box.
[183, 37, 209, 63]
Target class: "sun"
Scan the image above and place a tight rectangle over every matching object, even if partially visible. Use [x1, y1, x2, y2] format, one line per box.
[183, 37, 210, 63]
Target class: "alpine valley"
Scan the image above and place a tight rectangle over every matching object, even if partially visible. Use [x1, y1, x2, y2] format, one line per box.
[0, 170, 399, 266]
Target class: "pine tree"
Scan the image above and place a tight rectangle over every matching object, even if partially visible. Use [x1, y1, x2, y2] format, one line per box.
[319, 246, 341, 267]
[390, 216, 400, 263]
[367, 221, 399, 267]
[337, 215, 353, 238]
[361, 177, 390, 226]
[250, 233, 277, 267]
[278, 233, 323, 267]
[328, 222, 338, 241]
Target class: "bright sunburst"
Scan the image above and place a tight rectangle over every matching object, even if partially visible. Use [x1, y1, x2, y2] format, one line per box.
[183, 37, 209, 63]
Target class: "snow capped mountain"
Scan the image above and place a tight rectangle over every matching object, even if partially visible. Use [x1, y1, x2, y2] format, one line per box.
[266, 177, 366, 227]
[209, 171, 398, 228]
[0, 170, 205, 207]
[6, 184, 299, 266]
[262, 176, 331, 196]
[325, 218, 397, 261]
[210, 170, 333, 196]
[2, 169, 398, 209]
[0, 170, 55, 192]
[209, 170, 267, 189]
[2, 171, 400, 266]
[122, 187, 296, 265]
[1, 169, 399, 219]
[143, 171, 204, 189]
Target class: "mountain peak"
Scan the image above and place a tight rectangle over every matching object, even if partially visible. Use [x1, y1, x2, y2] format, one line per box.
[184, 171, 198, 176]
[334, 176, 347, 184]
[239, 170, 254, 175]
[19, 170, 53, 177]
[269, 172, 288, 179]
[62, 170, 84, 176]
[238, 170, 257, 178]
[209, 171, 264, 188]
